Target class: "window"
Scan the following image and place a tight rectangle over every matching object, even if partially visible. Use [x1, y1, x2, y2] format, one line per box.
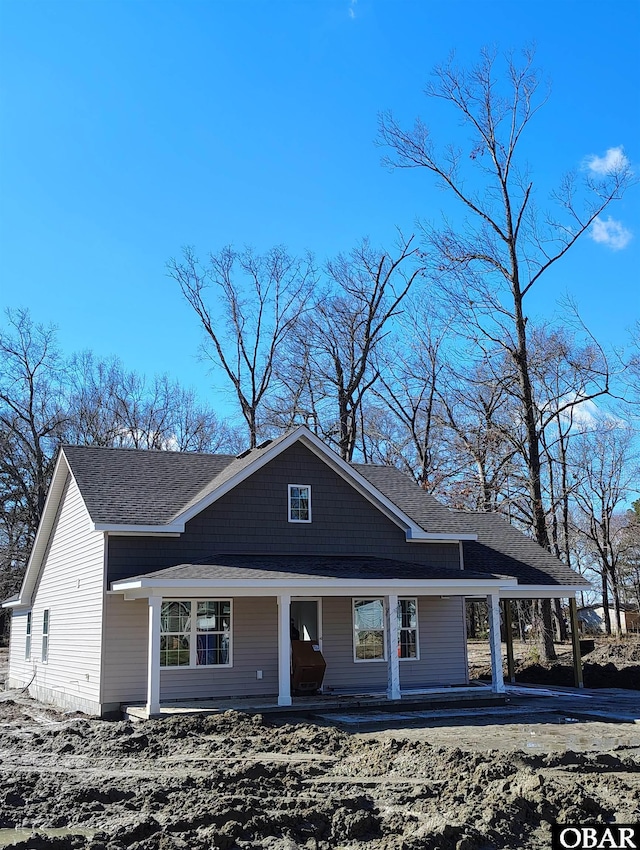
[42, 609, 50, 662]
[353, 598, 386, 661]
[25, 612, 32, 661]
[398, 598, 419, 660]
[195, 601, 231, 666]
[288, 485, 311, 522]
[160, 600, 231, 668]
[160, 601, 190, 667]
[353, 598, 420, 662]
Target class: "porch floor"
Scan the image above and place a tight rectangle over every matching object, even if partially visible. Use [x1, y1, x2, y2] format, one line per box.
[122, 682, 505, 721]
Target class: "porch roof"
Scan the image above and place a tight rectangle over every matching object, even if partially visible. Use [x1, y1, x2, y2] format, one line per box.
[110, 554, 521, 597]
[116, 554, 503, 584]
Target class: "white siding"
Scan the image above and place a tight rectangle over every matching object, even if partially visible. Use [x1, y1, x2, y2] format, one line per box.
[321, 595, 468, 692]
[9, 475, 105, 714]
[101, 595, 148, 704]
[6, 608, 31, 689]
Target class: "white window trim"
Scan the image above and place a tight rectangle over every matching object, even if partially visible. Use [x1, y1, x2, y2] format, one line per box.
[398, 597, 420, 662]
[41, 609, 50, 663]
[160, 598, 233, 669]
[288, 484, 312, 523]
[25, 611, 32, 661]
[353, 598, 387, 663]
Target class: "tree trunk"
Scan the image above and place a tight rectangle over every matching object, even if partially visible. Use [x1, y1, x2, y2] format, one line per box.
[467, 601, 477, 639]
[537, 599, 556, 660]
[601, 573, 612, 635]
[553, 598, 568, 642]
[610, 565, 623, 635]
[512, 289, 556, 660]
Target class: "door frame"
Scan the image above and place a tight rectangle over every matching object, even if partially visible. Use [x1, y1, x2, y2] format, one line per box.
[291, 596, 323, 650]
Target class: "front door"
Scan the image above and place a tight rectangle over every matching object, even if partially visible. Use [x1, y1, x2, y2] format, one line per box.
[290, 599, 321, 645]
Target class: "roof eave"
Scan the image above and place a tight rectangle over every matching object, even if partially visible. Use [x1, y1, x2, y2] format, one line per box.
[408, 531, 478, 542]
[2, 598, 29, 609]
[111, 574, 519, 597]
[93, 523, 184, 535]
[500, 583, 592, 598]
[15, 449, 71, 606]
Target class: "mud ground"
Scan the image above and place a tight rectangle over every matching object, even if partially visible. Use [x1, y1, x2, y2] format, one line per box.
[468, 637, 640, 690]
[1, 644, 639, 850]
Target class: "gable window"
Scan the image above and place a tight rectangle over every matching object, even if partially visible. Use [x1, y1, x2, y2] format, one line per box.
[42, 609, 50, 662]
[398, 598, 419, 660]
[160, 600, 232, 668]
[353, 598, 386, 661]
[288, 485, 311, 523]
[25, 612, 32, 661]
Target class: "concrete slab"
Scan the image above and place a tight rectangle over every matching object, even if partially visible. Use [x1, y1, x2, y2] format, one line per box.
[122, 685, 505, 721]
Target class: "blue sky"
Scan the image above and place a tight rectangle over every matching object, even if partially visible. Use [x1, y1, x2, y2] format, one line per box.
[1, 0, 638, 408]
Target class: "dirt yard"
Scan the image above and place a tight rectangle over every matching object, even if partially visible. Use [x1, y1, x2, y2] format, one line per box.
[467, 635, 640, 689]
[1, 643, 639, 850]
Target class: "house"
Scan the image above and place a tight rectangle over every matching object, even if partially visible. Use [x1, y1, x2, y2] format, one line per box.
[3, 426, 588, 717]
[578, 604, 640, 635]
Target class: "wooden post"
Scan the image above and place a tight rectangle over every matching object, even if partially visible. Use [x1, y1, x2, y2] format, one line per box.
[502, 599, 516, 684]
[569, 597, 584, 689]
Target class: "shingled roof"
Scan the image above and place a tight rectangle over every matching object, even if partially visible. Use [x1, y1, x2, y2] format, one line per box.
[459, 513, 585, 586]
[62, 436, 585, 588]
[353, 463, 584, 587]
[62, 435, 290, 526]
[126, 554, 500, 584]
[63, 444, 235, 525]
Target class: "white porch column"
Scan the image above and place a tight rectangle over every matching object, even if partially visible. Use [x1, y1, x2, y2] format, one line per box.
[277, 594, 292, 706]
[386, 594, 401, 700]
[146, 595, 162, 717]
[487, 593, 505, 694]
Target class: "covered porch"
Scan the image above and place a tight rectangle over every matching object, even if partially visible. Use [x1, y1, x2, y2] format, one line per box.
[110, 556, 519, 719]
[121, 682, 505, 721]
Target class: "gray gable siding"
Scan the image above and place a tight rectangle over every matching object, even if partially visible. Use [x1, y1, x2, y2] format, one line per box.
[107, 443, 459, 583]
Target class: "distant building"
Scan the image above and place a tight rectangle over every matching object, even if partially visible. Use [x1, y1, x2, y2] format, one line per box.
[577, 604, 640, 634]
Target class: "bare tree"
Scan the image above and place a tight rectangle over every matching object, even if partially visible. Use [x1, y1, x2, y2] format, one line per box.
[367, 300, 453, 490]
[530, 324, 610, 560]
[379, 47, 632, 546]
[168, 245, 316, 448]
[65, 352, 240, 453]
[572, 422, 638, 634]
[379, 46, 633, 657]
[0, 309, 67, 542]
[436, 354, 523, 513]
[277, 236, 423, 461]
[619, 501, 640, 613]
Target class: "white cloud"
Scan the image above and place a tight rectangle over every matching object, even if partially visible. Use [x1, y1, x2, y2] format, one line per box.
[585, 145, 630, 175]
[348, 0, 357, 18]
[565, 398, 599, 429]
[590, 216, 633, 250]
[557, 396, 627, 432]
